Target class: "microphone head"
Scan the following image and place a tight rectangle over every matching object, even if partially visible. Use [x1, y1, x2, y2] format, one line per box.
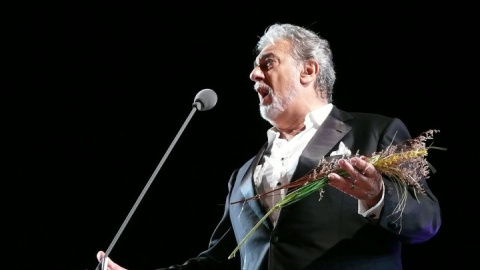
[192, 89, 217, 111]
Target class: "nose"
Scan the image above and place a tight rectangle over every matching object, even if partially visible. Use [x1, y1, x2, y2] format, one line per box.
[249, 66, 264, 82]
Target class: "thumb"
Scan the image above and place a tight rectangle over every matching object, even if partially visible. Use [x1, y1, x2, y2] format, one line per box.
[96, 251, 106, 262]
[96, 251, 109, 270]
[96, 251, 127, 270]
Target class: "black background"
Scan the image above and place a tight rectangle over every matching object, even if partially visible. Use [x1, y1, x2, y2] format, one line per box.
[5, 2, 466, 270]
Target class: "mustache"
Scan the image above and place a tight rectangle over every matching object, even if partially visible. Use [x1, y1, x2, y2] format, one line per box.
[254, 83, 273, 94]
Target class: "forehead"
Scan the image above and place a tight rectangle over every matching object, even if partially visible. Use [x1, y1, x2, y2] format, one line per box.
[255, 39, 292, 63]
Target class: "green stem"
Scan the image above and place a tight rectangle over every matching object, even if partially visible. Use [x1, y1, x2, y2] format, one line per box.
[227, 177, 331, 259]
[228, 204, 280, 259]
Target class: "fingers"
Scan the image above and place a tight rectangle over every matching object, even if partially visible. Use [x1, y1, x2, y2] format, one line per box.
[97, 251, 109, 270]
[96, 251, 128, 270]
[327, 156, 382, 203]
[333, 157, 368, 179]
[349, 156, 371, 176]
[328, 170, 356, 192]
[96, 251, 104, 262]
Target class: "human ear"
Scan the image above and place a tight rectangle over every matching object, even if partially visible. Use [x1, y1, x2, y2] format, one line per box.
[300, 60, 319, 84]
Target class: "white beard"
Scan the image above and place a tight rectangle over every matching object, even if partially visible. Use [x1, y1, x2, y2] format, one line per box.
[260, 86, 299, 123]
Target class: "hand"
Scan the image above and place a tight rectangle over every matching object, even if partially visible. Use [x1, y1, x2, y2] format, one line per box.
[96, 251, 127, 270]
[328, 156, 383, 208]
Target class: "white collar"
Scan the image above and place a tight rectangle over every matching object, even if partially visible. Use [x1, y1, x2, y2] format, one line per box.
[266, 103, 334, 143]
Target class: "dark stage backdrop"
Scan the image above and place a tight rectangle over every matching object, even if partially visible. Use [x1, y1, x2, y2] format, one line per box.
[5, 2, 463, 270]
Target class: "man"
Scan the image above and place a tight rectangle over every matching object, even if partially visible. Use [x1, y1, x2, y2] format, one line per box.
[97, 23, 441, 270]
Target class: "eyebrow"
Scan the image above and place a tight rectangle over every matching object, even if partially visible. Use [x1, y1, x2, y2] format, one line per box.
[254, 52, 276, 67]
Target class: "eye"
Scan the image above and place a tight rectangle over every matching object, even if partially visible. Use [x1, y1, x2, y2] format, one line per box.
[265, 58, 274, 67]
[259, 58, 275, 71]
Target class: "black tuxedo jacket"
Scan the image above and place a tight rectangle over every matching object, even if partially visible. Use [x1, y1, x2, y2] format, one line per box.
[161, 106, 441, 270]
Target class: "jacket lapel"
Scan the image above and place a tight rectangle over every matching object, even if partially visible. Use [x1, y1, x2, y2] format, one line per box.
[238, 106, 353, 230]
[291, 106, 352, 185]
[239, 142, 272, 228]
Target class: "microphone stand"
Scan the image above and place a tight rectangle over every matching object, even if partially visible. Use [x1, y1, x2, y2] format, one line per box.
[95, 105, 201, 270]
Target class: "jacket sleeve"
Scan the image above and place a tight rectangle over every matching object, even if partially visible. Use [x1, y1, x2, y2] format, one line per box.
[376, 118, 442, 244]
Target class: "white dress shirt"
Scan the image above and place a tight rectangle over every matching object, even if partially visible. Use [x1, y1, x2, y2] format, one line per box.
[254, 104, 383, 226]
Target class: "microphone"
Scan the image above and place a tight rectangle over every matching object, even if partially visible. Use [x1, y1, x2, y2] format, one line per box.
[95, 89, 217, 270]
[192, 88, 217, 111]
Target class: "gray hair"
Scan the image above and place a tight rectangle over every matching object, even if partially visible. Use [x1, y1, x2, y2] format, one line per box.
[256, 23, 336, 103]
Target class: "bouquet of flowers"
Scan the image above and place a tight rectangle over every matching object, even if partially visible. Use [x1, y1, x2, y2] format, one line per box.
[228, 129, 445, 259]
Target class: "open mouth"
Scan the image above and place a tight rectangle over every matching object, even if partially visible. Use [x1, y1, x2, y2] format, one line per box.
[258, 88, 269, 98]
[256, 86, 272, 105]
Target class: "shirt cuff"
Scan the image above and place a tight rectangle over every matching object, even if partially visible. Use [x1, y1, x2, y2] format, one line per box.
[358, 181, 385, 219]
